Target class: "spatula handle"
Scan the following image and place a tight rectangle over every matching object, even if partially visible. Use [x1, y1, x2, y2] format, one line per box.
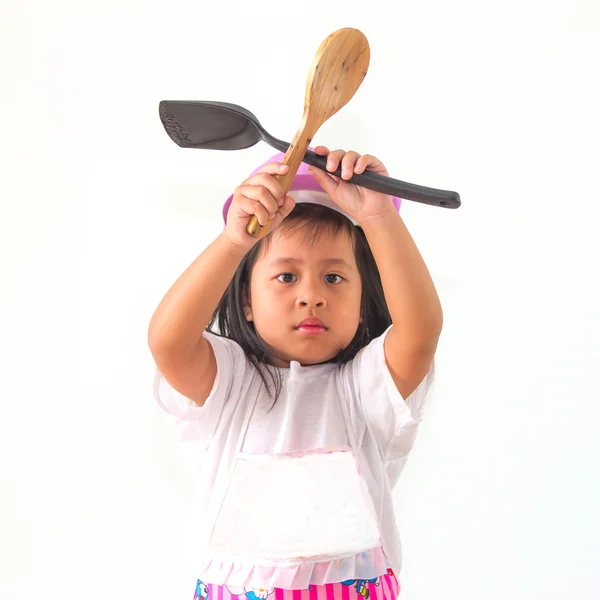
[247, 124, 314, 239]
[301, 151, 461, 209]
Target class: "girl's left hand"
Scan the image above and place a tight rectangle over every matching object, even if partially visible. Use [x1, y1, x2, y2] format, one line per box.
[307, 146, 396, 224]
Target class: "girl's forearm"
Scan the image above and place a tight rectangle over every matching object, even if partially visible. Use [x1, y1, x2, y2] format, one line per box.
[361, 212, 443, 344]
[148, 232, 248, 354]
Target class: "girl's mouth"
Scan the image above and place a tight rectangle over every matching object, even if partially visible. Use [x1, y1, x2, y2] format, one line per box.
[296, 325, 327, 335]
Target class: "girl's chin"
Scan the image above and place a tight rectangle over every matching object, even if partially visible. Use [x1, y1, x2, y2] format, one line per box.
[257, 332, 344, 367]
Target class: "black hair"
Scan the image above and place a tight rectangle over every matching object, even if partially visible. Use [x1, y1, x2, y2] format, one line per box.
[207, 203, 391, 408]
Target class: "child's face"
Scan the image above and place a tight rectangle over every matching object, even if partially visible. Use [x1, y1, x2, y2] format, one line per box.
[244, 227, 363, 368]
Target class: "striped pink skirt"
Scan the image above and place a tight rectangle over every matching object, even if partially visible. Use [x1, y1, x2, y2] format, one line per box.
[193, 569, 400, 600]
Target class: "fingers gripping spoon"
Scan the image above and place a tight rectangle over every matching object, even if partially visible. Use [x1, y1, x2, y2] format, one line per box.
[246, 28, 370, 239]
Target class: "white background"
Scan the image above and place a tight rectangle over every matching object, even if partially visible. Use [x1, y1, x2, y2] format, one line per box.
[2, 1, 600, 599]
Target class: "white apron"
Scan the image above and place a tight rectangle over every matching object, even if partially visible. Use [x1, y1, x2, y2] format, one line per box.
[192, 376, 389, 590]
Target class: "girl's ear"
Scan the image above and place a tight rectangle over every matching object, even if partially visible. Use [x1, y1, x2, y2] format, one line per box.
[242, 291, 253, 322]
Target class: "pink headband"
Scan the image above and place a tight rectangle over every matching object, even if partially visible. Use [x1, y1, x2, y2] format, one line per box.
[222, 151, 401, 226]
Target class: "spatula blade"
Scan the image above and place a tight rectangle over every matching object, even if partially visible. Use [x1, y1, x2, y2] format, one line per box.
[159, 101, 261, 150]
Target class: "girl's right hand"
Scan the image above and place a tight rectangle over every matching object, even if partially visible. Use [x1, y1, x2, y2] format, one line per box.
[224, 162, 296, 250]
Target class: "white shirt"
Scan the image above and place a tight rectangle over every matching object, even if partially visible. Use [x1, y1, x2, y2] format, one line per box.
[154, 325, 434, 583]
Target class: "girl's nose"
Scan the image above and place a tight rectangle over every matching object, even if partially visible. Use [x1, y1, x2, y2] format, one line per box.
[295, 288, 327, 308]
[296, 296, 326, 308]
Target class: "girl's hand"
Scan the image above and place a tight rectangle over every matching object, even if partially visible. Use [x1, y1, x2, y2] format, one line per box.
[308, 147, 396, 225]
[224, 162, 296, 250]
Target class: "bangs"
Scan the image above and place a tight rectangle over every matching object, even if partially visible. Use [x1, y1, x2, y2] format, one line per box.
[259, 203, 357, 256]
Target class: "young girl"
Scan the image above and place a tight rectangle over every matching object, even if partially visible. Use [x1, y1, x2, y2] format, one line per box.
[148, 146, 442, 600]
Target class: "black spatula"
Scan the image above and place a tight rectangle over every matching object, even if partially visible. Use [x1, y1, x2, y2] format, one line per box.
[159, 100, 461, 209]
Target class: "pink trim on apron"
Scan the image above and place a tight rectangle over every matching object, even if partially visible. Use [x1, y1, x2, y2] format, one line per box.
[194, 569, 400, 600]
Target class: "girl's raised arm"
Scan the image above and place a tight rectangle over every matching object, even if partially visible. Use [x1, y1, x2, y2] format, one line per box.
[148, 233, 248, 407]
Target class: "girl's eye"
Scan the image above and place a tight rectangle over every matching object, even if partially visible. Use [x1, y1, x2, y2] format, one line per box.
[276, 273, 297, 283]
[325, 274, 343, 284]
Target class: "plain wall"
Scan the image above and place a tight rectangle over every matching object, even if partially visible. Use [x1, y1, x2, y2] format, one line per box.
[2, 1, 600, 599]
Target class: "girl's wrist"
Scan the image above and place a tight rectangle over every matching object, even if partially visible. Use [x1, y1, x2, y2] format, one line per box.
[218, 231, 253, 259]
[357, 209, 402, 231]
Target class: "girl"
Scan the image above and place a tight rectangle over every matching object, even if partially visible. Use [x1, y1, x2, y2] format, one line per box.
[148, 146, 442, 600]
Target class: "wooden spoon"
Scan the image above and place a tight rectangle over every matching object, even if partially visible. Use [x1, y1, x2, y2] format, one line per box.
[247, 28, 370, 239]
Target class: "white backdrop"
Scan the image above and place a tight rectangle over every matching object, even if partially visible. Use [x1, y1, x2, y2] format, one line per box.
[2, 1, 600, 599]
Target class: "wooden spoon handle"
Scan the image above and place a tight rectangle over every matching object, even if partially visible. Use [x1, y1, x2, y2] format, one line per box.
[246, 120, 315, 239]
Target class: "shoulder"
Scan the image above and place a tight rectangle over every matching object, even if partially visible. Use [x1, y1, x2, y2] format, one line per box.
[342, 325, 435, 416]
[202, 329, 247, 360]
[383, 325, 438, 400]
[340, 327, 391, 389]
[340, 327, 435, 459]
